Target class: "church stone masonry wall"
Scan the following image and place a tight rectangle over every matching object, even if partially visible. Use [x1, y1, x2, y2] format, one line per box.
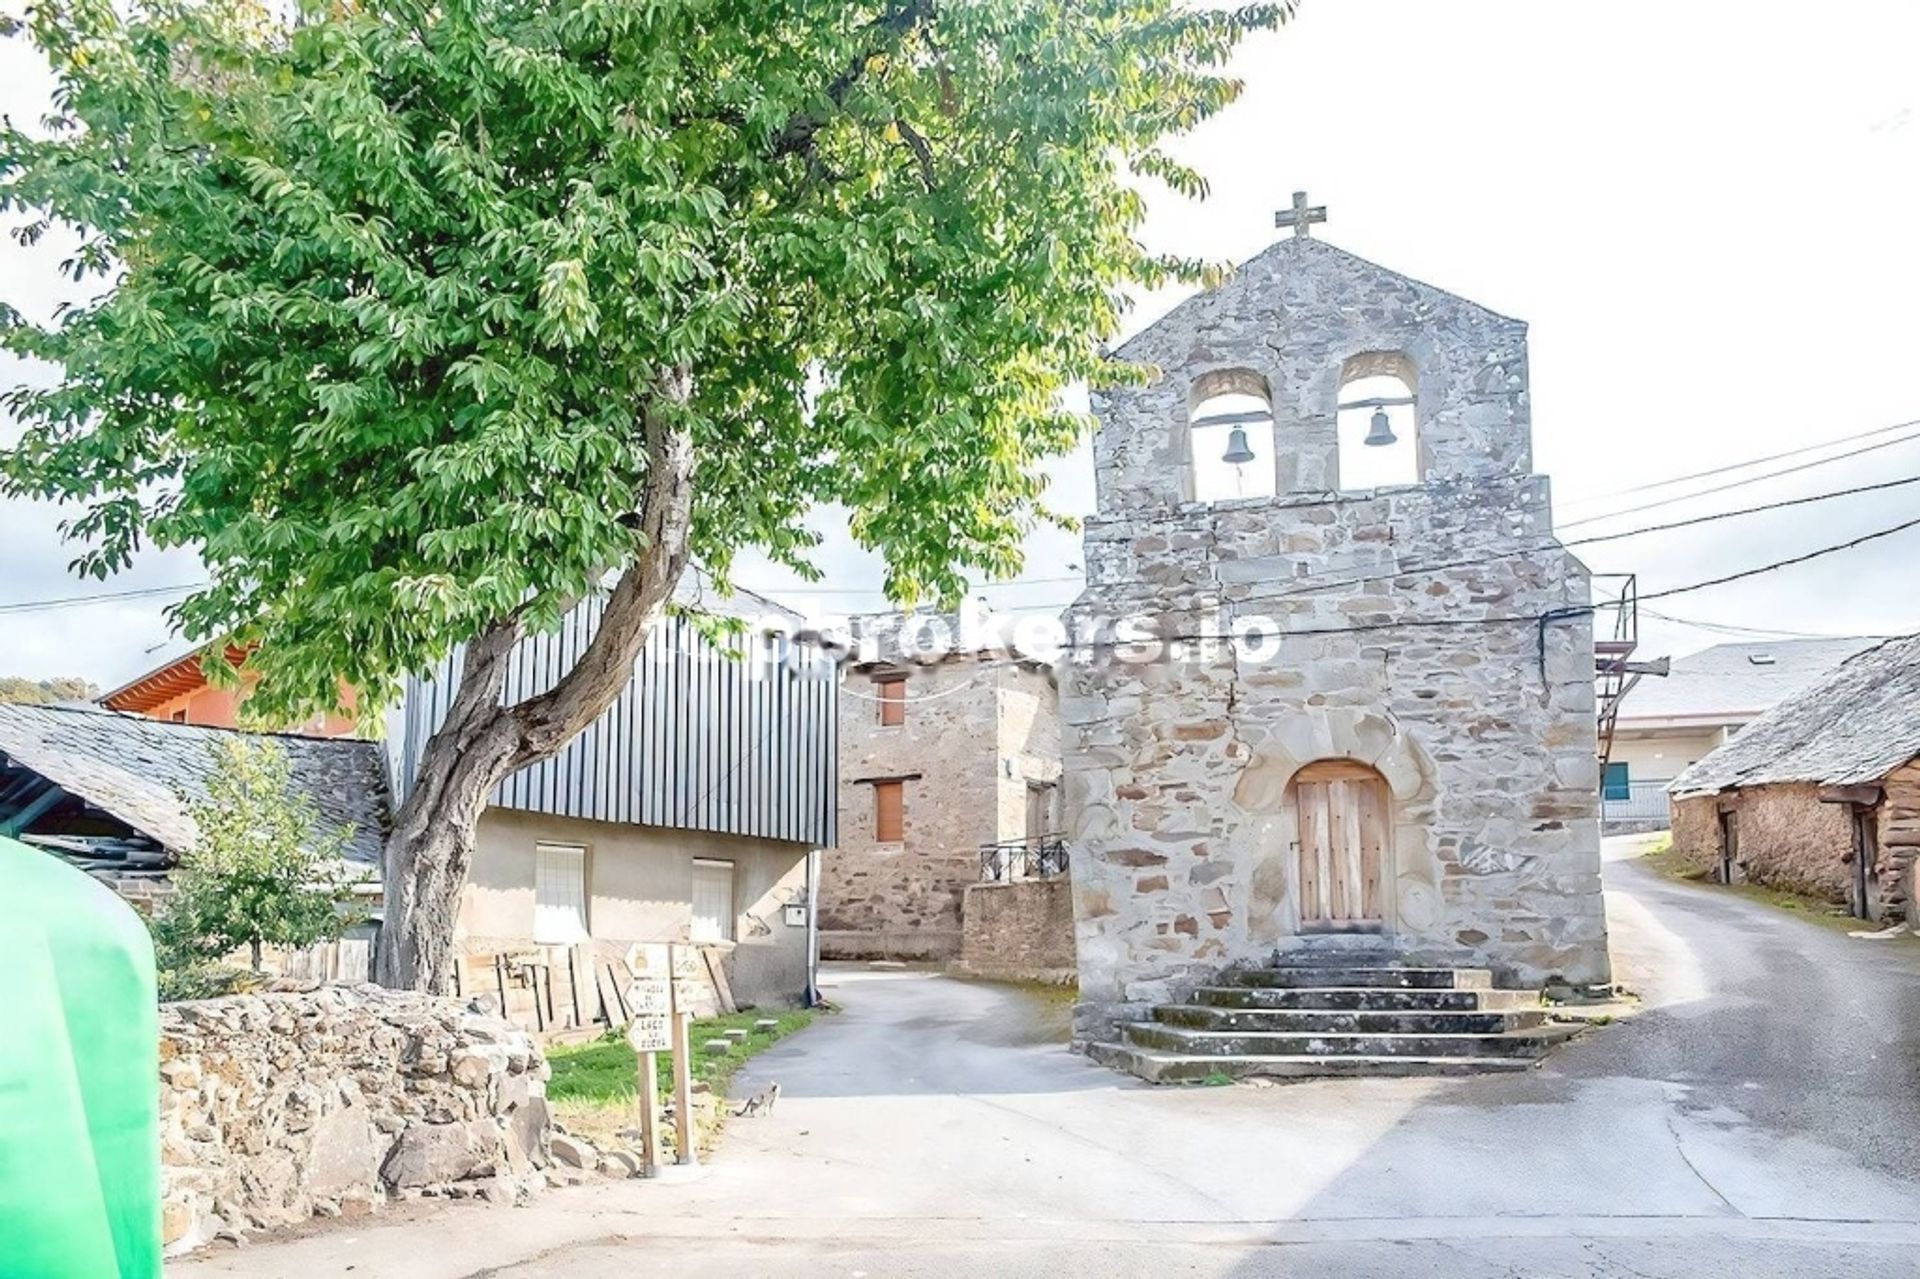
[1063, 236, 1609, 1038]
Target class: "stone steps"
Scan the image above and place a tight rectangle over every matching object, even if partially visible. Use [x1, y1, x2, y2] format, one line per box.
[1090, 960, 1579, 1083]
[1123, 1021, 1577, 1059]
[1152, 1005, 1551, 1034]
[1087, 1043, 1536, 1085]
[1191, 985, 1536, 1011]
[1219, 966, 1492, 990]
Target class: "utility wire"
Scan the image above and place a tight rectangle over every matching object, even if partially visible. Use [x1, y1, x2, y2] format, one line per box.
[1557, 425, 1920, 529]
[0, 581, 200, 615]
[1556, 416, 1920, 506]
[1251, 471, 1920, 605]
[1638, 606, 1896, 643]
[1051, 512, 1920, 649]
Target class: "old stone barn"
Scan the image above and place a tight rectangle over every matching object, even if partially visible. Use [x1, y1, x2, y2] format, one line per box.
[1062, 218, 1610, 1061]
[1668, 633, 1920, 924]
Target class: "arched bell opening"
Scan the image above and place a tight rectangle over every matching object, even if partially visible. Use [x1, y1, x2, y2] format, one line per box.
[1336, 351, 1420, 492]
[1187, 367, 1277, 502]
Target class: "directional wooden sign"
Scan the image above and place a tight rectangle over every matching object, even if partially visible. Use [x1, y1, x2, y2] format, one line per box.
[625, 1013, 671, 1053]
[625, 976, 671, 1016]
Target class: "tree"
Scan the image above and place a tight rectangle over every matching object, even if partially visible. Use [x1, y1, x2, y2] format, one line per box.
[151, 737, 356, 982]
[1, 0, 1289, 989]
[0, 675, 94, 704]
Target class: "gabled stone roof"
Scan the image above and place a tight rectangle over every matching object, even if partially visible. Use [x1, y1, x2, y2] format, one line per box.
[1669, 634, 1920, 795]
[1111, 234, 1524, 364]
[0, 703, 388, 863]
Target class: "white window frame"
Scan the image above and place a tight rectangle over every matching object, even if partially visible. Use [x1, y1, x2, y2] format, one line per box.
[533, 842, 589, 944]
[691, 857, 737, 943]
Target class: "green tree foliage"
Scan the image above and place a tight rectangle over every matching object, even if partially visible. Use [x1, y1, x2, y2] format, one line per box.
[2, 0, 1288, 984]
[151, 737, 357, 987]
[0, 675, 94, 704]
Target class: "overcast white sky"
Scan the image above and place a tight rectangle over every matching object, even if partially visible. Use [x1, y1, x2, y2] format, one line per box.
[4, 0, 1919, 687]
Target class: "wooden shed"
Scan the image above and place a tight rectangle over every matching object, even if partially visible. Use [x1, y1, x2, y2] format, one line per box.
[1667, 634, 1920, 923]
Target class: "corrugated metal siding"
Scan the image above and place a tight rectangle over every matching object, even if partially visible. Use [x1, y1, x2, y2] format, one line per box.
[397, 600, 838, 848]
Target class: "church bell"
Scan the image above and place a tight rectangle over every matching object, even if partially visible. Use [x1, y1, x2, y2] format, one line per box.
[1221, 427, 1257, 465]
[1363, 407, 1398, 448]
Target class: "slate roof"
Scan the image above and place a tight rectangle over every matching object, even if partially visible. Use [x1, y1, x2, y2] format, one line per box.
[0, 703, 389, 864]
[1668, 634, 1920, 795]
[1617, 637, 1879, 726]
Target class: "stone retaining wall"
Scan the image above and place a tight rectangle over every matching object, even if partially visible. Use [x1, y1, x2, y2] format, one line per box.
[956, 878, 1077, 982]
[159, 983, 549, 1253]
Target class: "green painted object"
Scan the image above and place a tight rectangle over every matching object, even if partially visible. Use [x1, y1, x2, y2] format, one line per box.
[0, 836, 161, 1277]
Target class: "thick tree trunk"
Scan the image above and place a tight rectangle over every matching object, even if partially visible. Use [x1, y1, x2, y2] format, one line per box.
[374, 372, 696, 992]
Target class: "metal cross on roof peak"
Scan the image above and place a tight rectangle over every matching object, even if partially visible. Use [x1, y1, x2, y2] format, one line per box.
[1274, 190, 1327, 239]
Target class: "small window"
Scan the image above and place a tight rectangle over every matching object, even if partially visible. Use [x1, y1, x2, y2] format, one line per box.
[876, 674, 907, 726]
[170, 708, 188, 723]
[691, 858, 736, 942]
[534, 842, 588, 943]
[1025, 781, 1057, 846]
[1603, 762, 1630, 802]
[873, 779, 906, 842]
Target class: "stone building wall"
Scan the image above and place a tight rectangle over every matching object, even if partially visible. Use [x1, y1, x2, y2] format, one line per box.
[824, 651, 1063, 960]
[825, 658, 1000, 959]
[159, 984, 548, 1253]
[956, 879, 1077, 982]
[996, 663, 1065, 839]
[1062, 235, 1608, 1037]
[1668, 794, 1723, 879]
[1671, 779, 1917, 917]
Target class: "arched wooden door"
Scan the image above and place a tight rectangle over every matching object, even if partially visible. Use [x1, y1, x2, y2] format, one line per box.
[1291, 760, 1389, 931]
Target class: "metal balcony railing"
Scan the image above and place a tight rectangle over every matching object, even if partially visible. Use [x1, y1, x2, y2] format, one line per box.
[1601, 778, 1673, 824]
[979, 835, 1070, 883]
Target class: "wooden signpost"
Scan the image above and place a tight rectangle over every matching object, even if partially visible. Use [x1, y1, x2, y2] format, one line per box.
[624, 942, 701, 1172]
[669, 943, 703, 1166]
[623, 944, 671, 1176]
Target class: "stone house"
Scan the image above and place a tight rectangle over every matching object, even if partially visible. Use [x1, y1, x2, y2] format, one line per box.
[1062, 227, 1610, 1041]
[1668, 633, 1920, 923]
[1604, 637, 1873, 828]
[820, 610, 1064, 962]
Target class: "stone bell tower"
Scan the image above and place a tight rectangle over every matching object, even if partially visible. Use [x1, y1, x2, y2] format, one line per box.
[1062, 200, 1609, 1045]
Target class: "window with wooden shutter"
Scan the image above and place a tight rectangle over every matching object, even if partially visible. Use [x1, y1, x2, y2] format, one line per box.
[873, 779, 905, 842]
[876, 675, 907, 726]
[533, 842, 588, 943]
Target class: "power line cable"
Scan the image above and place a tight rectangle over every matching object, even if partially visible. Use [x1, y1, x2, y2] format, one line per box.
[1050, 511, 1920, 650]
[737, 418, 1920, 604]
[948, 472, 1920, 616]
[1557, 426, 1920, 530]
[1556, 416, 1920, 506]
[1638, 606, 1898, 643]
[0, 581, 200, 615]
[1253, 471, 1920, 605]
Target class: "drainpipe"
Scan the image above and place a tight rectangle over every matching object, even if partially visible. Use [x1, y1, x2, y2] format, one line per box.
[805, 847, 821, 1007]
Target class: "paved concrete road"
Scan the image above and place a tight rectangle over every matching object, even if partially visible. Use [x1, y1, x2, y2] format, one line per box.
[176, 839, 1920, 1277]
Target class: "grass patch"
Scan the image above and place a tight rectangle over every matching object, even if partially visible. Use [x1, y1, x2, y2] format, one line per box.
[544, 1007, 818, 1155]
[1635, 843, 1919, 944]
[548, 1007, 819, 1105]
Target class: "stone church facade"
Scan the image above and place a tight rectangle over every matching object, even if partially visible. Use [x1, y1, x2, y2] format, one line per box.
[1062, 232, 1609, 1038]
